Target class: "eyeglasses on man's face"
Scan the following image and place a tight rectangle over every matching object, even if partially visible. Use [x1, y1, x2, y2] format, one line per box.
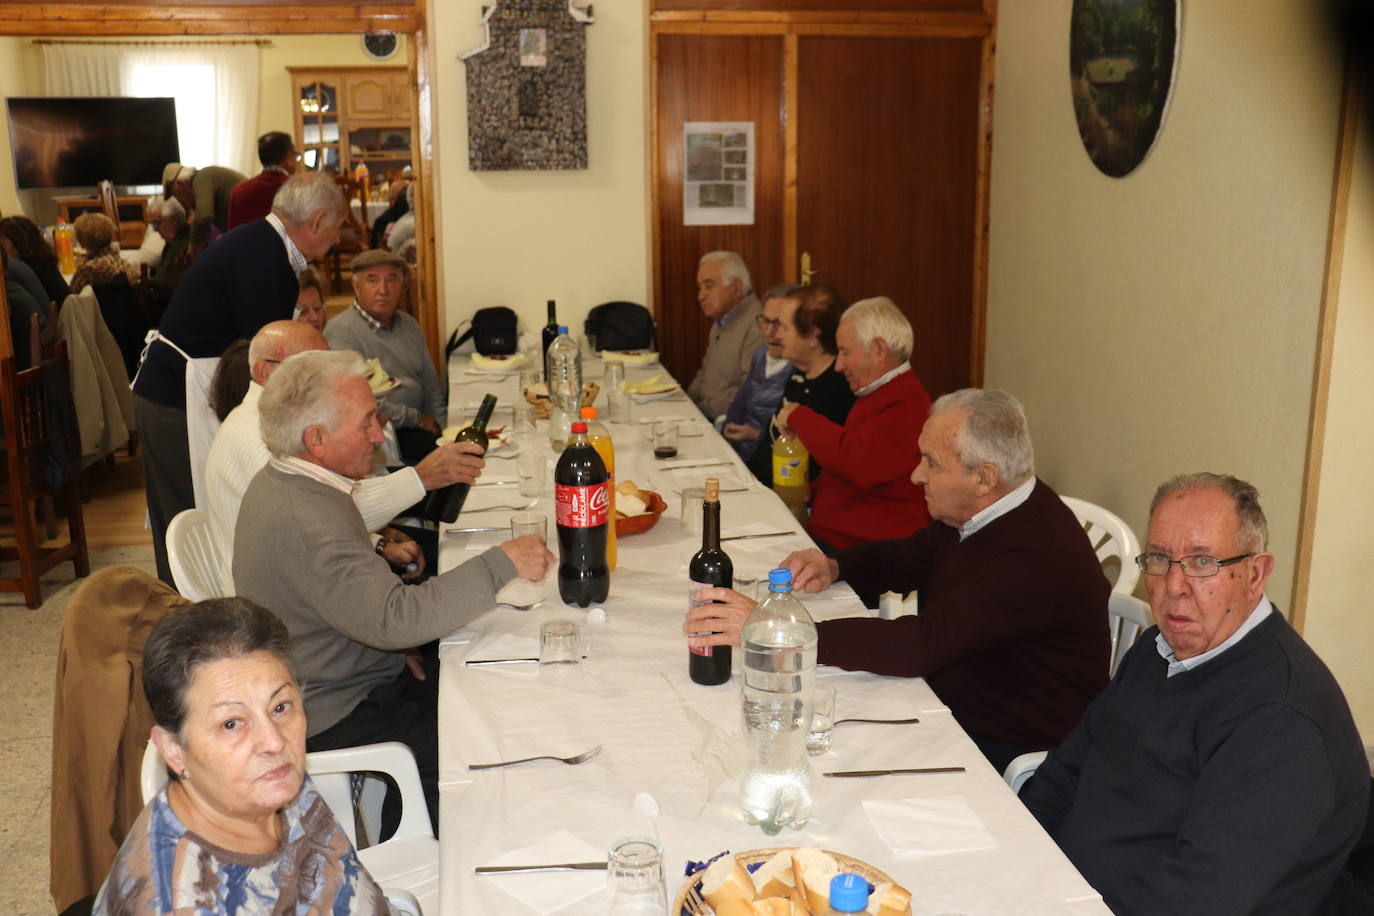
[1134, 553, 1252, 578]
[755, 315, 781, 332]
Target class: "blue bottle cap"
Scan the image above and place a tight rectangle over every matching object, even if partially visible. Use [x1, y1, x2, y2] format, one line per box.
[768, 568, 792, 590]
[558, 325, 569, 333]
[829, 873, 868, 911]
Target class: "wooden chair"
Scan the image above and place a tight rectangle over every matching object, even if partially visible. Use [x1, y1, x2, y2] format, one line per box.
[0, 281, 89, 607]
[326, 174, 370, 294]
[97, 179, 122, 242]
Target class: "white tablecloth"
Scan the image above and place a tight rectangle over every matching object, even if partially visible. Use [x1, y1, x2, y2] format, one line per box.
[436, 353, 1108, 915]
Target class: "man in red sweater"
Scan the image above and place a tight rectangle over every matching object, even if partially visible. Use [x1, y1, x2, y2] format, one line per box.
[686, 388, 1110, 772]
[776, 296, 931, 550]
[227, 132, 298, 229]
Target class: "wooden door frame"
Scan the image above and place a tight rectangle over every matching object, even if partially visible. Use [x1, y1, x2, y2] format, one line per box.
[0, 2, 444, 370]
[648, 1, 996, 385]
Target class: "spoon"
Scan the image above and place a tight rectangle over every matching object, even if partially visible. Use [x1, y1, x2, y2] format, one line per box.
[633, 791, 661, 842]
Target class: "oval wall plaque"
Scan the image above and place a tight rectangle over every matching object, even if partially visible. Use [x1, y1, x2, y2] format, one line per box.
[1069, 0, 1181, 178]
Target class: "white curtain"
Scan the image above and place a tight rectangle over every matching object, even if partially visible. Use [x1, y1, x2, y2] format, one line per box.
[41, 42, 259, 177]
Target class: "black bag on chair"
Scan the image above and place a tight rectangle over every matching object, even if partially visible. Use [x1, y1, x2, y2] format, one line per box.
[445, 306, 519, 357]
[584, 301, 655, 351]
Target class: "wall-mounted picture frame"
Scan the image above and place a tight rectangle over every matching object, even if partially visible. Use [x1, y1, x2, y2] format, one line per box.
[1070, 0, 1181, 178]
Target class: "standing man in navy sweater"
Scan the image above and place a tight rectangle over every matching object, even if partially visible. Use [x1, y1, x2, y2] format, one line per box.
[133, 172, 345, 583]
[1022, 474, 1368, 915]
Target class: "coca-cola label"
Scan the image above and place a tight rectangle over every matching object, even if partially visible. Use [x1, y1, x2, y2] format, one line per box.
[687, 578, 716, 657]
[555, 482, 609, 528]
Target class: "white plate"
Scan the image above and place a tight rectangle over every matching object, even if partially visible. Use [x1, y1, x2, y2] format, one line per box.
[600, 350, 659, 365]
[630, 387, 683, 403]
[369, 376, 399, 397]
[434, 433, 519, 456]
[468, 352, 529, 374]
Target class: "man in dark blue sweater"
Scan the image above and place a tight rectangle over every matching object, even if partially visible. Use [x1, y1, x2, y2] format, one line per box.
[1022, 473, 1368, 915]
[133, 172, 344, 583]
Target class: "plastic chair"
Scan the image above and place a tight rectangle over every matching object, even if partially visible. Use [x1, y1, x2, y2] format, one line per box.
[1108, 592, 1152, 677]
[1003, 750, 1048, 795]
[141, 740, 438, 914]
[1060, 495, 1141, 595]
[165, 508, 226, 601]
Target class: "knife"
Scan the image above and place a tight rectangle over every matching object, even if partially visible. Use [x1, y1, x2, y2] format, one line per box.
[466, 655, 588, 666]
[475, 862, 608, 875]
[722, 531, 794, 542]
[659, 461, 730, 470]
[445, 527, 507, 534]
[823, 766, 965, 778]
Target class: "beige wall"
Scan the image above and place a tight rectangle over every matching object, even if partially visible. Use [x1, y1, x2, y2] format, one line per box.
[985, 0, 1343, 609]
[425, 1, 650, 345]
[257, 34, 409, 150]
[1302, 112, 1374, 738]
[0, 36, 26, 216]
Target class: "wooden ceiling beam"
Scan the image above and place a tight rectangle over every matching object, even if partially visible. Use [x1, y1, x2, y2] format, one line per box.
[0, 4, 418, 35]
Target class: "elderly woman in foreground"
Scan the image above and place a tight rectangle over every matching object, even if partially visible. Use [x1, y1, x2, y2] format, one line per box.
[94, 598, 391, 915]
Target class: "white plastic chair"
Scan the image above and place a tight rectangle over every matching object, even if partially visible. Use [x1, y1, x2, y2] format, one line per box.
[1060, 495, 1141, 595]
[165, 508, 227, 602]
[1003, 750, 1048, 795]
[1108, 592, 1152, 677]
[141, 740, 438, 914]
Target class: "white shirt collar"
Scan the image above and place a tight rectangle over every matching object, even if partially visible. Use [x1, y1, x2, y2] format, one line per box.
[352, 301, 390, 331]
[1155, 595, 1273, 677]
[263, 164, 291, 176]
[958, 476, 1036, 541]
[854, 362, 910, 398]
[265, 213, 308, 277]
[764, 354, 790, 376]
[269, 455, 360, 497]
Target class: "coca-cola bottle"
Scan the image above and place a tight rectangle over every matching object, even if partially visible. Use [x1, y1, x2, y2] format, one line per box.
[554, 421, 610, 606]
[688, 477, 733, 685]
[423, 394, 496, 523]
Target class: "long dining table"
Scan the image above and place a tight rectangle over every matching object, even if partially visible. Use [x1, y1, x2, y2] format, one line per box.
[434, 349, 1109, 915]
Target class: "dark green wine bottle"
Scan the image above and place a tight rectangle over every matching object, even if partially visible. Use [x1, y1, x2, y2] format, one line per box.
[424, 394, 498, 523]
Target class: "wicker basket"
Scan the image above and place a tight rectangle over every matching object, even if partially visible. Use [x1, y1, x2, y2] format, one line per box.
[615, 490, 667, 536]
[671, 847, 909, 916]
[523, 382, 600, 419]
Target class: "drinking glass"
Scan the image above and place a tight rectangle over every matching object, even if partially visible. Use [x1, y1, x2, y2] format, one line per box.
[539, 620, 582, 683]
[680, 486, 705, 537]
[604, 361, 630, 422]
[807, 682, 836, 756]
[511, 512, 547, 542]
[516, 443, 547, 498]
[511, 404, 536, 435]
[605, 837, 666, 914]
[652, 421, 678, 459]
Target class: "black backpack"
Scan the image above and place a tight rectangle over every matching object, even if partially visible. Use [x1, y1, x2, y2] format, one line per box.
[584, 301, 655, 351]
[445, 306, 519, 357]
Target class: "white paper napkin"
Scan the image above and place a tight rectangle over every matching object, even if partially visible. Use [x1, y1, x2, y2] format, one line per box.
[465, 632, 540, 671]
[862, 795, 998, 856]
[480, 829, 607, 914]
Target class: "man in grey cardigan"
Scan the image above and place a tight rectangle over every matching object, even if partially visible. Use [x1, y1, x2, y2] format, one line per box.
[687, 250, 764, 420]
[324, 248, 445, 464]
[234, 349, 551, 834]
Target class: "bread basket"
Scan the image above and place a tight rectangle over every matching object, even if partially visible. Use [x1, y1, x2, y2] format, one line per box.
[672, 847, 910, 916]
[615, 490, 667, 536]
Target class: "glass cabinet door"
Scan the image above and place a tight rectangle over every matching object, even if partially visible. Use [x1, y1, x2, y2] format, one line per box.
[298, 80, 341, 173]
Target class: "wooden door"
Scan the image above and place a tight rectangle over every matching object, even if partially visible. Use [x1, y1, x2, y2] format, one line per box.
[347, 73, 393, 119]
[651, 3, 995, 396]
[389, 71, 413, 120]
[796, 35, 984, 397]
[652, 34, 786, 383]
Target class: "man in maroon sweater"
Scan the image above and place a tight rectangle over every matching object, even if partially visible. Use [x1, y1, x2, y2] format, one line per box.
[687, 388, 1110, 772]
[776, 296, 931, 550]
[227, 132, 298, 229]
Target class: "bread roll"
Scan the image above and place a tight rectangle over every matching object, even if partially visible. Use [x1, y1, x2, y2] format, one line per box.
[751, 848, 801, 905]
[791, 847, 839, 915]
[713, 903, 756, 916]
[752, 897, 798, 916]
[701, 855, 755, 914]
[865, 881, 911, 916]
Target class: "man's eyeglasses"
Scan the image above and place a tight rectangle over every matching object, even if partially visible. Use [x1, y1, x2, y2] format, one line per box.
[755, 315, 780, 332]
[1134, 553, 1252, 578]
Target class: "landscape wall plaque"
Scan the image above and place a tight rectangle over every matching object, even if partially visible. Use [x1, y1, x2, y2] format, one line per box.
[461, 0, 593, 171]
[1070, 0, 1180, 178]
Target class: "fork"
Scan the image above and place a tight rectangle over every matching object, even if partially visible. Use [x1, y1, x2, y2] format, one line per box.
[684, 882, 709, 916]
[468, 745, 602, 770]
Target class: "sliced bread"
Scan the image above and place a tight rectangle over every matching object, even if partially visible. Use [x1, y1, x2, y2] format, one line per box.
[791, 847, 839, 914]
[701, 854, 756, 914]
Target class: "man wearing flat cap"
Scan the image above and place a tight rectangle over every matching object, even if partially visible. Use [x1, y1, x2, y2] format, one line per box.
[162, 161, 247, 251]
[324, 248, 446, 464]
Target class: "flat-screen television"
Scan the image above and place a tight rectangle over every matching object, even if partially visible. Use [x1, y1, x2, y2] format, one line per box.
[6, 96, 180, 190]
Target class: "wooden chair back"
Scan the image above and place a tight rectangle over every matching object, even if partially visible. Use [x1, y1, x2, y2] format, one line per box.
[97, 180, 121, 240]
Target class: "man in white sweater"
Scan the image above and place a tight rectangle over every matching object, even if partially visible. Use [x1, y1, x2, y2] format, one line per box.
[205, 320, 483, 591]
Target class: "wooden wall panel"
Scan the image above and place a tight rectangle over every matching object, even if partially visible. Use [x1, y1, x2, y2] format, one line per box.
[796, 35, 981, 397]
[653, 33, 785, 384]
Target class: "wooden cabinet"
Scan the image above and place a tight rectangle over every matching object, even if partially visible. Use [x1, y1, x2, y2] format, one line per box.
[289, 67, 414, 180]
[56, 196, 149, 251]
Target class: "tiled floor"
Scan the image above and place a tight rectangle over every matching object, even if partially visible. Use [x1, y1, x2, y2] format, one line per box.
[0, 546, 156, 915]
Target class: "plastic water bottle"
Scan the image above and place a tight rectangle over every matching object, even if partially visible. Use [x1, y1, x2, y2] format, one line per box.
[740, 568, 817, 834]
[822, 874, 870, 914]
[546, 325, 582, 451]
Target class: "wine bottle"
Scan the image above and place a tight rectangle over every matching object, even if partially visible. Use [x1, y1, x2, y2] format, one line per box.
[688, 477, 733, 685]
[423, 393, 497, 523]
[541, 299, 559, 382]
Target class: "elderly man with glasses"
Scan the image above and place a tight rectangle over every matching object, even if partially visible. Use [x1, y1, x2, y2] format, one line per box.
[1021, 473, 1369, 915]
